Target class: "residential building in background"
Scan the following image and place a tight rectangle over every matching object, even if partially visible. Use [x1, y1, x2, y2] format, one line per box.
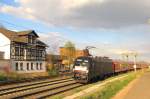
[59, 47, 89, 66]
[59, 47, 76, 59]
[75, 49, 89, 58]
[0, 28, 47, 76]
[60, 47, 89, 59]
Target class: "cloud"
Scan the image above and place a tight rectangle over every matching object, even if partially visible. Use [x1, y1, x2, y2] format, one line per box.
[0, 4, 35, 20]
[1, 0, 150, 61]
[1, 0, 150, 28]
[74, 35, 150, 61]
[39, 32, 68, 54]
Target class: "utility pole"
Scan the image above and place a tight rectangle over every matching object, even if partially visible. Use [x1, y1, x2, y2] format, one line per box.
[121, 51, 138, 72]
[131, 52, 138, 72]
[121, 52, 129, 70]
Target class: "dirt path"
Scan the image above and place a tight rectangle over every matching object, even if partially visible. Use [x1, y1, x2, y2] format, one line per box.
[113, 71, 150, 99]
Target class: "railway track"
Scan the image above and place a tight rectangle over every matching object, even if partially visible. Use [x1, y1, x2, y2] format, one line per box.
[0, 77, 83, 99]
[0, 76, 72, 91]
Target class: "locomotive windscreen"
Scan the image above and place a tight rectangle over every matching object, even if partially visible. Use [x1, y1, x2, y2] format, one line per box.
[74, 58, 89, 67]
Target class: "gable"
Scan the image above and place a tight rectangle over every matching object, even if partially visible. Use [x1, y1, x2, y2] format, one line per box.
[0, 27, 17, 40]
[0, 32, 10, 44]
[18, 30, 39, 38]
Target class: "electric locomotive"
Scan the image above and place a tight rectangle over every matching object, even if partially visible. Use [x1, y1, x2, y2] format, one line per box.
[73, 56, 114, 83]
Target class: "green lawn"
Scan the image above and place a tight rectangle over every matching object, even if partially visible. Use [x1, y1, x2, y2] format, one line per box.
[50, 71, 142, 99]
[81, 70, 144, 99]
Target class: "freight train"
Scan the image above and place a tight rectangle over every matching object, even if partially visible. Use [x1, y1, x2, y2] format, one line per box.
[73, 56, 149, 83]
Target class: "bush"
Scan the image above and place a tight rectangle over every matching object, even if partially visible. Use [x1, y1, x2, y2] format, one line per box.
[0, 72, 26, 81]
[0, 72, 7, 81]
[6, 72, 23, 80]
[48, 66, 59, 77]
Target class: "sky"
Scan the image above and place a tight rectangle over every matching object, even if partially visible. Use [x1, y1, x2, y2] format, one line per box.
[0, 0, 150, 62]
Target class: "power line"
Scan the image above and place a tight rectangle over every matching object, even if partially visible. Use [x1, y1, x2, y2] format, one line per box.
[0, 18, 68, 44]
[0, 19, 31, 30]
[0, 19, 46, 33]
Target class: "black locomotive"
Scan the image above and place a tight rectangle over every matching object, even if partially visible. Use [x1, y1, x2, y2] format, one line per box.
[73, 56, 114, 83]
[73, 56, 149, 83]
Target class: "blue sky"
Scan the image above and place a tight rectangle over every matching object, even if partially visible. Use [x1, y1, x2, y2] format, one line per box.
[0, 12, 122, 51]
[0, 0, 18, 6]
[0, 0, 150, 61]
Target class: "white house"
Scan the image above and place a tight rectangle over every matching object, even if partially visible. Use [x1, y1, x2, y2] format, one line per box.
[0, 27, 47, 75]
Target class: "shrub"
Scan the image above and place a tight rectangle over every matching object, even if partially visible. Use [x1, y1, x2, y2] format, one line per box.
[0, 72, 7, 81]
[48, 66, 59, 77]
[7, 72, 23, 80]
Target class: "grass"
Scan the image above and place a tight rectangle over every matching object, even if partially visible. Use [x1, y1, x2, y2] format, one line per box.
[0, 72, 28, 81]
[49, 71, 139, 99]
[0, 66, 60, 82]
[81, 71, 143, 99]
[48, 67, 59, 77]
[0, 72, 7, 81]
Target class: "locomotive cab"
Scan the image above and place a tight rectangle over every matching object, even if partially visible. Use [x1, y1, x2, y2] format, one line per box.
[73, 57, 91, 83]
[73, 56, 114, 83]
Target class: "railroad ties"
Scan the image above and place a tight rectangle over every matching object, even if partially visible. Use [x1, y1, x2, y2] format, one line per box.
[0, 77, 83, 99]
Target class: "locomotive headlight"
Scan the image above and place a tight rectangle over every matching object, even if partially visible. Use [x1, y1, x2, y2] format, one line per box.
[85, 70, 89, 73]
[84, 67, 89, 73]
[74, 66, 89, 73]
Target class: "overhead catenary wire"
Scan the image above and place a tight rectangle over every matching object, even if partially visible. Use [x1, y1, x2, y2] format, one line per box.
[0, 18, 69, 43]
[0, 19, 47, 33]
[0, 19, 31, 30]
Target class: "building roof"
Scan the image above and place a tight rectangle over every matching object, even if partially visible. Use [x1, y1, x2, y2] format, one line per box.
[0, 27, 29, 43]
[36, 39, 48, 47]
[17, 30, 39, 37]
[0, 27, 17, 40]
[0, 28, 46, 46]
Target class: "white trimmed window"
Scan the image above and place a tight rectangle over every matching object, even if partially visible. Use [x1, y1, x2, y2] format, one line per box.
[31, 63, 34, 70]
[27, 63, 29, 70]
[36, 63, 39, 70]
[40, 63, 42, 70]
[15, 62, 19, 71]
[20, 63, 23, 71]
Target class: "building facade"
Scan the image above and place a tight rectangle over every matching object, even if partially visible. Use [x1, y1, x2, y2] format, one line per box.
[60, 47, 89, 59]
[75, 49, 90, 58]
[59, 47, 76, 59]
[0, 28, 47, 74]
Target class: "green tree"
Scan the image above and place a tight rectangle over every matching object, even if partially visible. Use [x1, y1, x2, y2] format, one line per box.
[64, 41, 76, 67]
[64, 41, 75, 48]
